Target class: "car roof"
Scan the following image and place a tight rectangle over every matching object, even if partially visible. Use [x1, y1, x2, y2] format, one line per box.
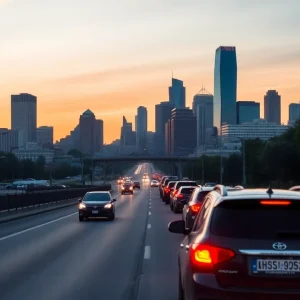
[179, 185, 197, 190]
[212, 187, 300, 208]
[87, 191, 110, 194]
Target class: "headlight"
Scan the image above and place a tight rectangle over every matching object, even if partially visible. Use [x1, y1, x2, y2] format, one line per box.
[104, 203, 112, 209]
[121, 186, 124, 190]
[130, 187, 133, 190]
[79, 203, 86, 209]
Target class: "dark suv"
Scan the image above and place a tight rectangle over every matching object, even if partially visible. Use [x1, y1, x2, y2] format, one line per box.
[160, 176, 178, 198]
[170, 181, 197, 210]
[169, 185, 300, 300]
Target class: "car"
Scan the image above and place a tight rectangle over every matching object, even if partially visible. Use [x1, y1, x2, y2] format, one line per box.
[121, 182, 133, 195]
[169, 185, 300, 300]
[171, 186, 196, 213]
[117, 178, 123, 185]
[162, 181, 177, 204]
[150, 179, 159, 187]
[133, 181, 140, 189]
[204, 182, 217, 187]
[160, 176, 178, 198]
[78, 191, 116, 221]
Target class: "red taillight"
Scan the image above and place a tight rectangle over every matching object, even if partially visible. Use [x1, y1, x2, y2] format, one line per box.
[177, 194, 183, 198]
[190, 203, 201, 213]
[190, 244, 235, 272]
[260, 200, 291, 206]
[173, 190, 178, 196]
[164, 187, 170, 192]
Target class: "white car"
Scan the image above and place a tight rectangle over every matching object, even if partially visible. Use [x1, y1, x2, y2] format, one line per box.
[150, 180, 159, 187]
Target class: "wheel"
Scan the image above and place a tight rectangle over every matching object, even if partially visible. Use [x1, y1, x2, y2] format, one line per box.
[108, 214, 115, 221]
[178, 271, 185, 300]
[79, 215, 84, 222]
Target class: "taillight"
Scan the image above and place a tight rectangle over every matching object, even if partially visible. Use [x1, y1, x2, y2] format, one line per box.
[164, 187, 170, 192]
[260, 200, 291, 206]
[177, 194, 183, 198]
[173, 190, 178, 196]
[190, 203, 201, 213]
[190, 244, 235, 272]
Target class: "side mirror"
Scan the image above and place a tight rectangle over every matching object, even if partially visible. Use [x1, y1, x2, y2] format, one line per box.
[78, 198, 82, 203]
[168, 220, 186, 234]
[112, 199, 117, 202]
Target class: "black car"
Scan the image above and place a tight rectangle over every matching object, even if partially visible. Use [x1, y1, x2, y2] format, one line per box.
[121, 182, 133, 195]
[133, 181, 140, 189]
[169, 185, 300, 300]
[160, 176, 178, 198]
[163, 181, 177, 204]
[170, 181, 197, 210]
[78, 191, 116, 221]
[171, 186, 196, 213]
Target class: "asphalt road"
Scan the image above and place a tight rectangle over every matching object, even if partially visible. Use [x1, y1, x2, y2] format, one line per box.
[0, 164, 183, 300]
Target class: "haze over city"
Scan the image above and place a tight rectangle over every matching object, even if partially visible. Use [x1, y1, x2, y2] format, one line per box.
[1, 0, 300, 143]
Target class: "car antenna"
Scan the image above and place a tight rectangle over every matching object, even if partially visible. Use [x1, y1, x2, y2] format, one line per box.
[266, 184, 273, 196]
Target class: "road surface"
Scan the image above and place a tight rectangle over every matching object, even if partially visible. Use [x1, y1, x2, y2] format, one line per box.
[0, 165, 182, 300]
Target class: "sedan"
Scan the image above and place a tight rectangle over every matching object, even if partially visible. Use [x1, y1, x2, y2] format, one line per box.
[78, 191, 116, 221]
[150, 180, 159, 187]
[121, 183, 133, 195]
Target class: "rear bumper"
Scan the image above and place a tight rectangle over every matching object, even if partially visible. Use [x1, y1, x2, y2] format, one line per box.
[79, 209, 114, 218]
[190, 273, 300, 300]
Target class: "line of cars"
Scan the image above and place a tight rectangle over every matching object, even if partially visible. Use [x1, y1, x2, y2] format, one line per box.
[157, 176, 300, 299]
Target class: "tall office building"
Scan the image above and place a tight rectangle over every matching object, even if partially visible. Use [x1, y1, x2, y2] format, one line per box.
[193, 89, 214, 148]
[264, 90, 281, 125]
[120, 116, 136, 148]
[236, 101, 260, 124]
[136, 106, 147, 153]
[79, 109, 95, 155]
[165, 108, 196, 156]
[155, 101, 174, 155]
[169, 78, 186, 109]
[289, 103, 300, 122]
[37, 126, 54, 148]
[11, 93, 37, 145]
[0, 128, 21, 152]
[214, 46, 237, 133]
[94, 119, 104, 152]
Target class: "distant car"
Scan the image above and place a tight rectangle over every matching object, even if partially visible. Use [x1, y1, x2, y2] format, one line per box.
[171, 186, 196, 213]
[133, 181, 140, 189]
[150, 180, 159, 187]
[121, 182, 133, 195]
[78, 191, 116, 221]
[204, 182, 217, 187]
[117, 178, 123, 185]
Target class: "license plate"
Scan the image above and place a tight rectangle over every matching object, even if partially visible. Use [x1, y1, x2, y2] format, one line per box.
[92, 210, 98, 214]
[252, 259, 300, 274]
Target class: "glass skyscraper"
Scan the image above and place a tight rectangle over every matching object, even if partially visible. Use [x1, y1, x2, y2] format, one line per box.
[236, 101, 260, 124]
[169, 78, 186, 109]
[214, 46, 237, 134]
[289, 103, 300, 122]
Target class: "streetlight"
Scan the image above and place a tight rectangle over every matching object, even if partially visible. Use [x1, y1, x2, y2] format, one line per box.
[233, 137, 246, 187]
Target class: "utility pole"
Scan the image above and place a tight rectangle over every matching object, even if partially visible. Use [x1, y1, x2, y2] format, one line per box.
[242, 138, 246, 186]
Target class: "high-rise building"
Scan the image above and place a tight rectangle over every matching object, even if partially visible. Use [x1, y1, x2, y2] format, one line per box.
[79, 109, 95, 155]
[94, 119, 104, 152]
[37, 126, 53, 148]
[169, 78, 186, 109]
[236, 101, 260, 124]
[136, 106, 147, 153]
[264, 90, 281, 125]
[155, 101, 174, 155]
[214, 46, 237, 133]
[192, 87, 214, 148]
[165, 108, 196, 156]
[0, 128, 22, 152]
[289, 103, 300, 123]
[120, 116, 136, 148]
[11, 93, 37, 145]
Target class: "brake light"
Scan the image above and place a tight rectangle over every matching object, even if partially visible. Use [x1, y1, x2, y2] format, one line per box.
[173, 190, 178, 196]
[164, 187, 170, 192]
[190, 244, 235, 272]
[260, 200, 291, 206]
[177, 194, 183, 198]
[190, 203, 201, 213]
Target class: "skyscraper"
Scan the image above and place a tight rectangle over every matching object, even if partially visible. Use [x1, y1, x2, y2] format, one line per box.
[120, 116, 136, 148]
[11, 93, 37, 145]
[169, 78, 186, 108]
[79, 109, 95, 155]
[155, 101, 174, 155]
[214, 46, 237, 133]
[94, 119, 104, 152]
[193, 88, 214, 148]
[264, 90, 281, 125]
[289, 103, 300, 122]
[37, 126, 54, 148]
[136, 106, 147, 153]
[236, 101, 260, 124]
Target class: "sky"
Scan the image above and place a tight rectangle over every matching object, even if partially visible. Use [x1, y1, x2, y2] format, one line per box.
[0, 0, 300, 143]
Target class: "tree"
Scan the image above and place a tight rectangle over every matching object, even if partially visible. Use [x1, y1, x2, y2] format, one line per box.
[35, 156, 46, 179]
[19, 159, 36, 179]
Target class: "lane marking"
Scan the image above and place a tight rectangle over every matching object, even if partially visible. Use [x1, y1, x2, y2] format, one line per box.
[147, 224, 151, 229]
[148, 212, 151, 215]
[144, 246, 151, 259]
[0, 212, 77, 242]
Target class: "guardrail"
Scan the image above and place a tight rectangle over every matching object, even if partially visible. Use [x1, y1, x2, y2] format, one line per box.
[0, 184, 112, 212]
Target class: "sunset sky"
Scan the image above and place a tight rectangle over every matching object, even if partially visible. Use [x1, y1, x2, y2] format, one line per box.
[0, 0, 300, 143]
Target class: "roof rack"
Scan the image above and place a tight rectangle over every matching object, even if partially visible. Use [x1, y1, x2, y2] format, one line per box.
[213, 184, 228, 196]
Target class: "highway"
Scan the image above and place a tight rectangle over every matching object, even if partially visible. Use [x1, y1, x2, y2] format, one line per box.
[0, 164, 182, 300]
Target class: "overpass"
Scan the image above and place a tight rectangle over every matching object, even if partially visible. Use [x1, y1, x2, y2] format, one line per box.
[92, 156, 197, 178]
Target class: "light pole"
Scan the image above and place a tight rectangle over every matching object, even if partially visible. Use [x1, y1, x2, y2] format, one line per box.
[233, 137, 246, 186]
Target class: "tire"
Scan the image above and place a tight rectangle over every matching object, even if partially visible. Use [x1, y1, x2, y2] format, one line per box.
[79, 216, 84, 222]
[108, 214, 115, 221]
[178, 271, 185, 300]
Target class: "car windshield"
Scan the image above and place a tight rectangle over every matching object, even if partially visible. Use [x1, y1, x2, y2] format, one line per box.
[211, 199, 300, 239]
[176, 182, 197, 189]
[180, 187, 195, 194]
[84, 193, 110, 202]
[167, 182, 176, 188]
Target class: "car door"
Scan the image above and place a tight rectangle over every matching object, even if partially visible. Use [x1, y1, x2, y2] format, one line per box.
[179, 196, 212, 281]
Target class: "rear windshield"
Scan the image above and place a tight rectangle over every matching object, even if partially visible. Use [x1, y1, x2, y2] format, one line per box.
[177, 182, 197, 189]
[180, 187, 196, 194]
[211, 200, 300, 239]
[167, 182, 176, 188]
[84, 193, 110, 202]
[194, 190, 210, 203]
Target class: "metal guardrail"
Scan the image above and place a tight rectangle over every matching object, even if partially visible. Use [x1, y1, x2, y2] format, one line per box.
[0, 184, 112, 212]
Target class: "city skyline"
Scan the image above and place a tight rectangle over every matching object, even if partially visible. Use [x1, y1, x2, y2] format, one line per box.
[1, 0, 300, 143]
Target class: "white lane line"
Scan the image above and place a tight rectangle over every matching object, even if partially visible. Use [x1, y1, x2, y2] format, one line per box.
[148, 212, 151, 215]
[144, 246, 151, 259]
[147, 224, 151, 229]
[0, 212, 77, 242]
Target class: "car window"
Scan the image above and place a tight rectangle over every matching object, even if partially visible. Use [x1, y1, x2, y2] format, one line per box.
[192, 197, 211, 232]
[180, 187, 195, 194]
[210, 199, 300, 239]
[84, 193, 111, 202]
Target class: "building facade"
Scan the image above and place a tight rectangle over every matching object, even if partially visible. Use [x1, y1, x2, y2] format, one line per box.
[214, 46, 237, 133]
[264, 90, 281, 125]
[11, 93, 37, 145]
[37, 126, 53, 148]
[136, 106, 148, 153]
[169, 78, 186, 109]
[94, 119, 104, 152]
[289, 103, 300, 123]
[0, 128, 21, 152]
[236, 101, 260, 124]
